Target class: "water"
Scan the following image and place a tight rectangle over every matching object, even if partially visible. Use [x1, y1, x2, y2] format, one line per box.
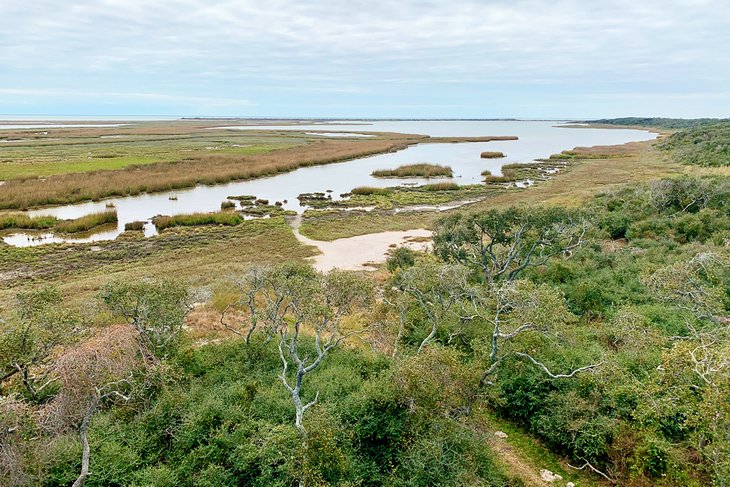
[3, 121, 655, 246]
[0, 124, 127, 130]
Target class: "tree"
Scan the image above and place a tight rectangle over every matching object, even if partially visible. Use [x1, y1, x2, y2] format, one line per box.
[41, 325, 144, 487]
[219, 265, 289, 345]
[394, 263, 473, 353]
[100, 279, 191, 358]
[276, 265, 374, 436]
[0, 287, 80, 400]
[433, 206, 587, 284]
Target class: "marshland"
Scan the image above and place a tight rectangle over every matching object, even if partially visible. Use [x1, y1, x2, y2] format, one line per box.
[1, 116, 729, 487]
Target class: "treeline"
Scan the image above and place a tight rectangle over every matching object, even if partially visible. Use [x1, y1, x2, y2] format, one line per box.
[584, 117, 729, 129]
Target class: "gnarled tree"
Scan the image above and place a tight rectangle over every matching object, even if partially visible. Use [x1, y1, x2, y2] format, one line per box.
[433, 206, 587, 284]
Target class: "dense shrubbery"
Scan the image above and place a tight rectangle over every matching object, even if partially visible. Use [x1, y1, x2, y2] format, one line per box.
[585, 117, 729, 129]
[659, 121, 730, 166]
[1, 168, 728, 484]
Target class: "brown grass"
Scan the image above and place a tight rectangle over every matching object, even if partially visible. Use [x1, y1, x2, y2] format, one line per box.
[481, 151, 506, 159]
[0, 138, 420, 210]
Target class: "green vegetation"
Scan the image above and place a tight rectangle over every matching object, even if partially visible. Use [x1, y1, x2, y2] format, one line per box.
[152, 211, 244, 231]
[1, 121, 729, 486]
[54, 210, 117, 234]
[585, 117, 729, 129]
[421, 181, 459, 191]
[659, 121, 730, 166]
[0, 213, 58, 230]
[220, 200, 236, 210]
[350, 186, 392, 196]
[371, 163, 453, 178]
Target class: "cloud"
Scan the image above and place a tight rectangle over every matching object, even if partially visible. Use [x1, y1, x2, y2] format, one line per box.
[0, 0, 728, 117]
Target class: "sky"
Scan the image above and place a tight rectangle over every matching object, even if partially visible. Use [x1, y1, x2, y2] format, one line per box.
[0, 0, 729, 119]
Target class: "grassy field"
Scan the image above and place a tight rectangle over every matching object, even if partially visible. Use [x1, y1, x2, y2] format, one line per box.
[0, 217, 318, 312]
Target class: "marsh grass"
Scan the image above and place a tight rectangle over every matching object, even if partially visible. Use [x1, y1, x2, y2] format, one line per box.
[54, 210, 118, 233]
[220, 201, 236, 210]
[0, 213, 58, 230]
[480, 151, 506, 159]
[372, 163, 453, 178]
[124, 221, 145, 231]
[421, 182, 459, 191]
[152, 212, 244, 231]
[351, 186, 393, 196]
[0, 138, 417, 210]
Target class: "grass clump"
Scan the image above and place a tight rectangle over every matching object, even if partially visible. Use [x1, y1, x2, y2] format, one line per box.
[152, 211, 243, 231]
[422, 182, 459, 191]
[0, 213, 58, 230]
[372, 163, 453, 178]
[54, 210, 118, 233]
[480, 151, 505, 159]
[351, 186, 392, 196]
[220, 200, 236, 210]
[124, 221, 145, 231]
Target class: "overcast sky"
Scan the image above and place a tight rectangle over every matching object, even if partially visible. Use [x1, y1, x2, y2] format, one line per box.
[1, 0, 728, 118]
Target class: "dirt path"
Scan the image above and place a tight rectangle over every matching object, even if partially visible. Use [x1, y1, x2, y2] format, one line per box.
[488, 435, 554, 486]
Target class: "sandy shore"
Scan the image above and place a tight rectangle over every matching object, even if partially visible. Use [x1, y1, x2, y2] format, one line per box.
[293, 227, 432, 272]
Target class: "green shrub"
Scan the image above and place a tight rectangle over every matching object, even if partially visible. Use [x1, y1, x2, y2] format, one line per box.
[152, 212, 243, 230]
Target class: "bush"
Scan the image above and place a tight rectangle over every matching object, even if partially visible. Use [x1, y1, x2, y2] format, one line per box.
[124, 221, 145, 231]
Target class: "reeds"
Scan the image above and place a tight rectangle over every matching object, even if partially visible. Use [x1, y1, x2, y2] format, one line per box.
[0, 213, 58, 230]
[152, 212, 243, 231]
[55, 210, 118, 233]
[421, 182, 459, 191]
[371, 163, 453, 178]
[480, 151, 506, 159]
[124, 221, 146, 231]
[351, 186, 392, 196]
[0, 139, 414, 210]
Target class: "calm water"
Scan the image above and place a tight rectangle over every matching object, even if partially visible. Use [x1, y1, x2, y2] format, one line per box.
[3, 121, 655, 247]
[0, 124, 127, 130]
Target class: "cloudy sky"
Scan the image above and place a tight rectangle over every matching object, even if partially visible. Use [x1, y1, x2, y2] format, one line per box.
[1, 0, 728, 118]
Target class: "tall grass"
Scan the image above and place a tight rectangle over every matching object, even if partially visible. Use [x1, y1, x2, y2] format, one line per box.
[54, 210, 118, 233]
[0, 138, 416, 210]
[152, 212, 243, 231]
[480, 151, 505, 159]
[372, 163, 453, 178]
[0, 213, 58, 230]
[421, 182, 459, 191]
[351, 186, 392, 196]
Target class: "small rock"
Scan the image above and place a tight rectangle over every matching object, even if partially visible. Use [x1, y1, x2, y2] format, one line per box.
[540, 469, 563, 483]
[566, 482, 575, 487]
[494, 431, 508, 439]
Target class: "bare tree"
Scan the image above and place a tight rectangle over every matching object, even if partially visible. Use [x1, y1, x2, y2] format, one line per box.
[220, 266, 290, 345]
[41, 325, 144, 487]
[276, 267, 373, 436]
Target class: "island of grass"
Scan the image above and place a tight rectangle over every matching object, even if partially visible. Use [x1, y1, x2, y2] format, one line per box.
[371, 163, 453, 178]
[0, 209, 118, 234]
[480, 151, 506, 159]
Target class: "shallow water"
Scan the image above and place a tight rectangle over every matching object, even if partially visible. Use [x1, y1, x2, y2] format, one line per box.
[3, 121, 655, 247]
[0, 124, 127, 130]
